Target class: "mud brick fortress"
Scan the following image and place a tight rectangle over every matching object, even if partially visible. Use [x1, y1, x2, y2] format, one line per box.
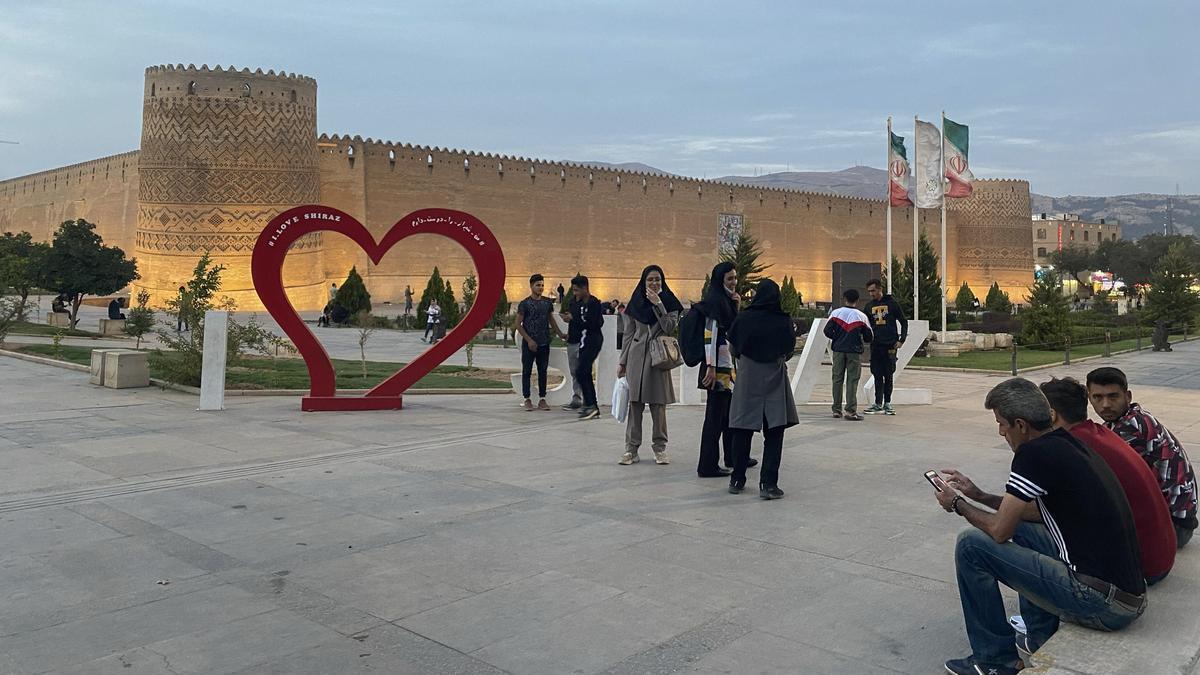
[0, 65, 1034, 311]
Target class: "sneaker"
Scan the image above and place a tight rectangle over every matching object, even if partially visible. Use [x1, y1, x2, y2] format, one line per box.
[522, 399, 534, 411]
[1014, 634, 1038, 663]
[832, 410, 843, 418]
[844, 412, 864, 421]
[561, 399, 583, 410]
[654, 451, 670, 465]
[537, 399, 550, 411]
[884, 403, 896, 416]
[619, 452, 639, 465]
[728, 478, 746, 494]
[864, 404, 885, 415]
[944, 656, 1022, 675]
[759, 484, 785, 500]
[578, 406, 600, 420]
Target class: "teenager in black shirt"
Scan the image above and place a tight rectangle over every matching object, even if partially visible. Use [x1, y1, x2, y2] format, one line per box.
[571, 275, 604, 420]
[935, 378, 1144, 675]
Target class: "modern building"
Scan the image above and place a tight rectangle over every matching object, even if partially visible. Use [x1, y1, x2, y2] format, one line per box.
[1032, 213, 1121, 265]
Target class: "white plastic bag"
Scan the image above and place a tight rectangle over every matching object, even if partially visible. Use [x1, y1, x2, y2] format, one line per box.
[611, 377, 630, 422]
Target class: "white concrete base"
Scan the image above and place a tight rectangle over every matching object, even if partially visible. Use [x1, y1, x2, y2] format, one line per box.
[199, 310, 228, 411]
[98, 318, 126, 336]
[89, 349, 117, 385]
[103, 350, 149, 389]
[48, 313, 71, 328]
[508, 346, 576, 405]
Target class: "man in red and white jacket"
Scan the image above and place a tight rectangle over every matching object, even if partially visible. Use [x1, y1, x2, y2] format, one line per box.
[824, 289, 873, 420]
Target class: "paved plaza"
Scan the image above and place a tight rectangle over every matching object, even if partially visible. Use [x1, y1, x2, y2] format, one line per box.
[1, 339, 1198, 673]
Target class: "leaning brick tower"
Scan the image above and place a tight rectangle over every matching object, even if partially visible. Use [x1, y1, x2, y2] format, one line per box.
[134, 64, 324, 311]
[949, 179, 1035, 302]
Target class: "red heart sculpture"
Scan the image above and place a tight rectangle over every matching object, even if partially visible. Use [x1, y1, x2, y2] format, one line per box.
[251, 205, 507, 411]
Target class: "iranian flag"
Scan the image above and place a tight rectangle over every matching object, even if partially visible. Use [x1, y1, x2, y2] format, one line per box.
[889, 131, 913, 207]
[943, 117, 975, 198]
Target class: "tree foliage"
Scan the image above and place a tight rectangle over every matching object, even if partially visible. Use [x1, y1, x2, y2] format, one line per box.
[720, 230, 770, 299]
[1020, 274, 1071, 349]
[779, 276, 802, 317]
[492, 287, 511, 329]
[334, 266, 372, 316]
[0, 231, 51, 321]
[1047, 245, 1095, 285]
[124, 289, 155, 349]
[442, 279, 461, 327]
[885, 229, 943, 329]
[35, 220, 138, 328]
[416, 267, 462, 329]
[461, 273, 478, 313]
[984, 282, 1012, 313]
[1145, 242, 1200, 326]
[954, 282, 976, 313]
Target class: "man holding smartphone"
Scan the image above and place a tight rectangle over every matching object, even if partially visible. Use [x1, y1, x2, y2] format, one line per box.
[934, 378, 1145, 675]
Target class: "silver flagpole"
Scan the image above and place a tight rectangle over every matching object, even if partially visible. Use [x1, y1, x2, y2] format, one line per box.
[886, 116, 893, 295]
[940, 111, 948, 343]
[912, 115, 919, 321]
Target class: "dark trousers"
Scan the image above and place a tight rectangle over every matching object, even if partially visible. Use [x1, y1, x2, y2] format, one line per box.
[731, 419, 784, 486]
[424, 322, 435, 339]
[575, 343, 601, 407]
[521, 343, 550, 399]
[698, 390, 734, 472]
[869, 341, 897, 405]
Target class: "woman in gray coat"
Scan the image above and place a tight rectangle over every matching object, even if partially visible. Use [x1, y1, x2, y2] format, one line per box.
[618, 265, 683, 466]
[726, 279, 798, 499]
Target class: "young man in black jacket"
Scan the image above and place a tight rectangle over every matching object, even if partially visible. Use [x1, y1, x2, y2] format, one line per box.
[571, 275, 605, 420]
[863, 279, 908, 416]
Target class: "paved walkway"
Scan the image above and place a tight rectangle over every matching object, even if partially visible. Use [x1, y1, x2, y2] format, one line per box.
[0, 340, 1197, 673]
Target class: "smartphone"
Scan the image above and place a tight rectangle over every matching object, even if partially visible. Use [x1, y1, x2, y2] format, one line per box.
[924, 470, 949, 493]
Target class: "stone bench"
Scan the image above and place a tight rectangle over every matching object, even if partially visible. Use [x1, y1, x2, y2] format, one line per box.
[89, 349, 149, 389]
[926, 341, 963, 358]
[47, 313, 71, 328]
[98, 318, 126, 336]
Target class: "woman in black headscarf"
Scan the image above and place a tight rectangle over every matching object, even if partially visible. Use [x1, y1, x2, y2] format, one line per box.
[617, 265, 684, 466]
[692, 261, 746, 477]
[725, 278, 798, 499]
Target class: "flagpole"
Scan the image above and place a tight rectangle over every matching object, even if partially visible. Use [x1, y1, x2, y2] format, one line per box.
[940, 110, 948, 343]
[886, 116, 893, 295]
[912, 115, 919, 321]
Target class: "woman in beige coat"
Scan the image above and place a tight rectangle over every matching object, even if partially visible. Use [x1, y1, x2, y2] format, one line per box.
[618, 265, 683, 465]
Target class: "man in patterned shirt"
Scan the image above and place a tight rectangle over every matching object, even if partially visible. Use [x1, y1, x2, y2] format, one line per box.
[1087, 367, 1197, 548]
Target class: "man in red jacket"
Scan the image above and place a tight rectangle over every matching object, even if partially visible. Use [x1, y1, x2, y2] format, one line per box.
[1040, 377, 1175, 583]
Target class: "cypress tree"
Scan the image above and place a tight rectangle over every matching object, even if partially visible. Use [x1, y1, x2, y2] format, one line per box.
[334, 266, 372, 316]
[984, 282, 1012, 313]
[1021, 275, 1071, 349]
[954, 282, 976, 313]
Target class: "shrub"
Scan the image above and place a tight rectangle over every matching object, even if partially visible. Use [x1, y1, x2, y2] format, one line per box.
[124, 289, 155, 348]
[1019, 275, 1070, 349]
[334, 267, 372, 316]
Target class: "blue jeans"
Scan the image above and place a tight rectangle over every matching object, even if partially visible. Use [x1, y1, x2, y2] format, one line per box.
[955, 522, 1145, 665]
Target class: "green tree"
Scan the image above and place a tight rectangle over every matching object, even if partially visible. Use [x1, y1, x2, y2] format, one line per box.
[35, 219, 138, 328]
[334, 266, 372, 316]
[1020, 274, 1071, 349]
[720, 230, 770, 299]
[984, 282, 1012, 313]
[1094, 238, 1150, 295]
[0, 231, 51, 321]
[461, 273, 478, 313]
[441, 278, 461, 328]
[417, 267, 445, 327]
[1145, 242, 1200, 327]
[1092, 289, 1116, 315]
[954, 281, 977, 313]
[779, 276, 801, 317]
[884, 230, 943, 328]
[1047, 245, 1095, 288]
[353, 310, 375, 379]
[491, 287, 511, 329]
[124, 289, 155, 349]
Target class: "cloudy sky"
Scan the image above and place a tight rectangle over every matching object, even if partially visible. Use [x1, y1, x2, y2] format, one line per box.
[1, 1, 1197, 196]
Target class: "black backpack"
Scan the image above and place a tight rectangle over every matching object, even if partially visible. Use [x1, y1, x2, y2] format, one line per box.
[678, 307, 707, 367]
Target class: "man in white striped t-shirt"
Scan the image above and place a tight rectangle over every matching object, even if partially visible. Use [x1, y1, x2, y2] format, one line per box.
[933, 378, 1144, 675]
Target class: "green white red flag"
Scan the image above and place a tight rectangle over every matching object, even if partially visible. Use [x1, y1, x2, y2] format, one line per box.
[943, 117, 974, 198]
[889, 132, 913, 207]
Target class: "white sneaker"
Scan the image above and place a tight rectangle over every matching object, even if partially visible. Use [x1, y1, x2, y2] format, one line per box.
[654, 451, 670, 465]
[619, 452, 639, 465]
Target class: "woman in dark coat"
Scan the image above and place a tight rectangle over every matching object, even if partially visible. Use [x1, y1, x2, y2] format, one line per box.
[726, 279, 798, 499]
[693, 261, 752, 477]
[618, 265, 683, 466]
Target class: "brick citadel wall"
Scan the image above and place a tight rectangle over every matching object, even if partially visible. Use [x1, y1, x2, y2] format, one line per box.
[0, 64, 1033, 312]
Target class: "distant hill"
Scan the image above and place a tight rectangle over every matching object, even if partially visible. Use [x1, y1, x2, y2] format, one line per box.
[567, 161, 676, 176]
[585, 161, 1198, 240]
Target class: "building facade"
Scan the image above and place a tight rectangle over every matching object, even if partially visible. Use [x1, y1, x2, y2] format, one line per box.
[1032, 212, 1122, 265]
[1, 64, 1036, 311]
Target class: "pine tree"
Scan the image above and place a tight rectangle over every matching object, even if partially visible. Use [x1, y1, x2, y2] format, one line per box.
[461, 273, 478, 313]
[417, 267, 445, 326]
[884, 230, 943, 328]
[441, 278, 461, 328]
[492, 287, 511, 329]
[779, 276, 801, 317]
[334, 266, 372, 316]
[954, 282, 976, 313]
[1146, 242, 1200, 327]
[984, 282, 1012, 313]
[720, 230, 771, 299]
[1020, 274, 1071, 349]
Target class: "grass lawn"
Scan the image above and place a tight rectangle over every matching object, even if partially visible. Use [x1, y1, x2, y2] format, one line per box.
[10, 344, 512, 390]
[7, 321, 99, 337]
[916, 335, 1189, 371]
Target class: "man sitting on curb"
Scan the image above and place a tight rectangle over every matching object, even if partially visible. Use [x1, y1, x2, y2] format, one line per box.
[1087, 367, 1198, 548]
[936, 377, 1145, 675]
[1040, 377, 1175, 584]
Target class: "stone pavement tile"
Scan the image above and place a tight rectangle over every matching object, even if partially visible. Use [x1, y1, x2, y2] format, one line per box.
[320, 477, 532, 528]
[596, 618, 754, 675]
[0, 554, 97, 633]
[222, 568, 386, 638]
[0, 505, 125, 556]
[471, 592, 710, 674]
[296, 562, 474, 622]
[69, 444, 243, 477]
[358, 533, 549, 593]
[399, 570, 624, 652]
[1, 584, 277, 673]
[257, 460, 419, 500]
[167, 498, 352, 545]
[133, 609, 337, 674]
[684, 629, 903, 675]
[0, 446, 115, 494]
[55, 647, 179, 675]
[234, 620, 508, 674]
[100, 490, 233, 529]
[31, 534, 211, 600]
[209, 512, 407, 565]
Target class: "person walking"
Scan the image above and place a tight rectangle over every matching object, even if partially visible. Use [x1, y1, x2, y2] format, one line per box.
[556, 282, 566, 305]
[329, 282, 338, 302]
[693, 261, 747, 477]
[423, 300, 441, 342]
[825, 289, 873, 421]
[863, 279, 907, 416]
[571, 275, 605, 420]
[618, 265, 683, 465]
[725, 279, 798, 499]
[175, 285, 189, 332]
[560, 286, 586, 410]
[403, 285, 414, 320]
[516, 274, 563, 411]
